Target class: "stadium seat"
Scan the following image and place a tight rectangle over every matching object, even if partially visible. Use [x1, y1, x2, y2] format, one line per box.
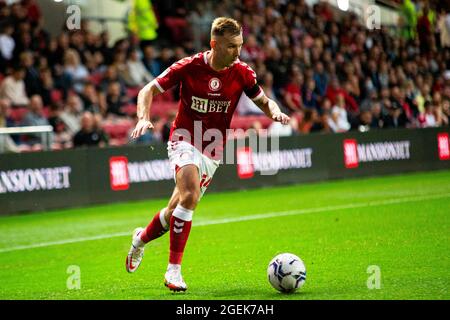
[126, 87, 141, 99]
[102, 119, 134, 143]
[121, 103, 137, 116]
[89, 72, 103, 86]
[50, 89, 63, 103]
[151, 101, 178, 118]
[43, 106, 51, 117]
[109, 137, 129, 146]
[9, 107, 29, 124]
[230, 115, 273, 131]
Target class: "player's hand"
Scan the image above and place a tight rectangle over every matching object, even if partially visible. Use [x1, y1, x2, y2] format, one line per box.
[131, 119, 154, 139]
[272, 112, 290, 125]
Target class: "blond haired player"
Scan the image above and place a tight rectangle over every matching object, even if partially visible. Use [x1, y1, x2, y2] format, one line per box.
[126, 17, 289, 292]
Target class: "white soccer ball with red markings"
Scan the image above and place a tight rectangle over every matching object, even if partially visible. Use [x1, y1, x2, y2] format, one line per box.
[267, 253, 306, 293]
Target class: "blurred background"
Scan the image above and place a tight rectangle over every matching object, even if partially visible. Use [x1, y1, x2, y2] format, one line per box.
[0, 0, 449, 215]
[0, 0, 449, 153]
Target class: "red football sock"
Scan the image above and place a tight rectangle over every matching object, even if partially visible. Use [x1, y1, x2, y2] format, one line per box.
[169, 205, 193, 265]
[140, 209, 169, 243]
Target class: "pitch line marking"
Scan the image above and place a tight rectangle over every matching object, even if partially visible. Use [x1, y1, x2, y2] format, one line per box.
[0, 192, 449, 254]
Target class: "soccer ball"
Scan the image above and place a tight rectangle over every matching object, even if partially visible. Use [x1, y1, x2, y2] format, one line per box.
[267, 253, 306, 293]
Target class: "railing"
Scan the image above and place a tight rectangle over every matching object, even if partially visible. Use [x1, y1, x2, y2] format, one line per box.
[0, 126, 54, 153]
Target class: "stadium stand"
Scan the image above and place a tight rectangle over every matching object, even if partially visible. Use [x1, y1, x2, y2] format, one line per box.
[0, 0, 449, 152]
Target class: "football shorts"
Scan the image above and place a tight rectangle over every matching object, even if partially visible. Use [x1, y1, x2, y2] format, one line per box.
[167, 141, 220, 199]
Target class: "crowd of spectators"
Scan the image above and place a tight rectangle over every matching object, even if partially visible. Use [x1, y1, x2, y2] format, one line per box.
[0, 0, 449, 153]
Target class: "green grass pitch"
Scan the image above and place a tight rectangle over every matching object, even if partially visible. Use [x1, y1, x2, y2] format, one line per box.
[0, 170, 449, 300]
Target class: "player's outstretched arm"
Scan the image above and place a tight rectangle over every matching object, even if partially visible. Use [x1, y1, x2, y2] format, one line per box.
[254, 94, 290, 125]
[131, 80, 162, 139]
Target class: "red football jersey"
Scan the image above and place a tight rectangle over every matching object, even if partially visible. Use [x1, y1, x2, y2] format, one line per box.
[155, 51, 263, 158]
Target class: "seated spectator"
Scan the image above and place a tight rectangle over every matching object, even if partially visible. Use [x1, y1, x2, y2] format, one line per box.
[62, 49, 89, 94]
[434, 101, 449, 127]
[313, 62, 328, 97]
[100, 65, 126, 96]
[112, 50, 129, 84]
[21, 95, 50, 146]
[158, 48, 175, 72]
[80, 82, 104, 114]
[441, 99, 450, 124]
[360, 89, 379, 112]
[0, 98, 13, 127]
[105, 81, 128, 117]
[37, 67, 54, 107]
[21, 94, 46, 124]
[124, 49, 153, 87]
[260, 71, 287, 114]
[353, 110, 373, 132]
[142, 45, 162, 77]
[240, 34, 264, 62]
[325, 76, 358, 114]
[60, 94, 82, 135]
[370, 102, 385, 129]
[328, 109, 348, 133]
[319, 97, 332, 115]
[0, 23, 15, 73]
[418, 101, 438, 128]
[344, 79, 361, 112]
[0, 66, 29, 106]
[415, 83, 432, 114]
[282, 65, 303, 113]
[302, 78, 319, 110]
[47, 102, 72, 149]
[20, 51, 40, 97]
[173, 46, 188, 61]
[391, 85, 413, 122]
[384, 103, 409, 128]
[73, 111, 108, 148]
[403, 80, 419, 116]
[328, 94, 351, 132]
[0, 98, 19, 152]
[298, 109, 324, 134]
[98, 31, 113, 65]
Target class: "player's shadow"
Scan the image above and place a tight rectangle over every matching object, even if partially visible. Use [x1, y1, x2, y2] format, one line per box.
[196, 288, 313, 299]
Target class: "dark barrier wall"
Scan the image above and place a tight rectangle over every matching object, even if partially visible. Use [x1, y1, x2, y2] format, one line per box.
[0, 149, 90, 214]
[1, 127, 449, 215]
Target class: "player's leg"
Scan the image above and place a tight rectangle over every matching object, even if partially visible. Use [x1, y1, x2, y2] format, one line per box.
[138, 186, 180, 244]
[164, 164, 200, 291]
[126, 187, 180, 273]
[165, 186, 181, 220]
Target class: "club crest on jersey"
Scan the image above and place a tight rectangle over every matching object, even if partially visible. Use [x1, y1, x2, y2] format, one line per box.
[208, 77, 222, 91]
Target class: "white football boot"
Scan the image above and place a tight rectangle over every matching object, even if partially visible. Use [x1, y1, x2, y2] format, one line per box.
[164, 265, 187, 292]
[125, 228, 145, 273]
